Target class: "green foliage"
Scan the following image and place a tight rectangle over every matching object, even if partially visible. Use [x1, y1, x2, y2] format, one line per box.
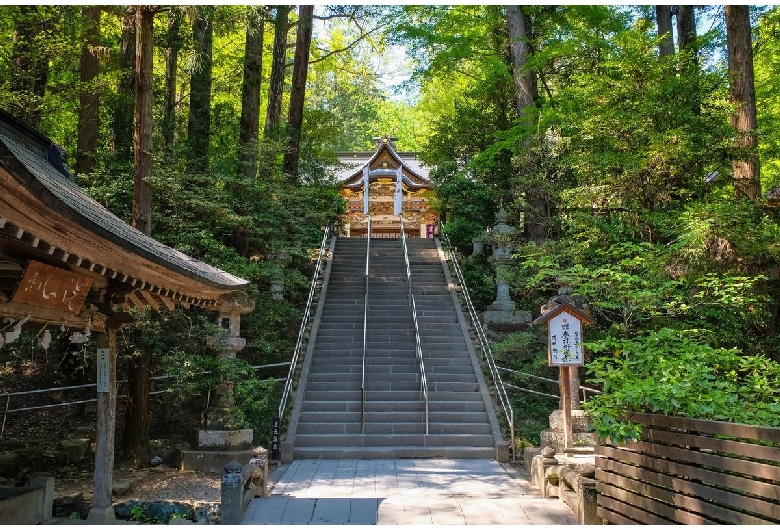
[584, 328, 780, 442]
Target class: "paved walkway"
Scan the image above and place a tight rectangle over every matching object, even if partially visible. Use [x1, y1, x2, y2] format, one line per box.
[242, 459, 575, 525]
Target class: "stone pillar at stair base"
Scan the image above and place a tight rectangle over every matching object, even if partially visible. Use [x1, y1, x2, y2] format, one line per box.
[539, 409, 597, 453]
[181, 301, 255, 473]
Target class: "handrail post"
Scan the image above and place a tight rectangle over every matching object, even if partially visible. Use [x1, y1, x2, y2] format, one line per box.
[277, 225, 331, 425]
[362, 216, 371, 435]
[401, 219, 428, 436]
[439, 222, 516, 460]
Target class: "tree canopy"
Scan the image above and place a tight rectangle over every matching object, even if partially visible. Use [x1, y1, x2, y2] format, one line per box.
[1, 5, 779, 451]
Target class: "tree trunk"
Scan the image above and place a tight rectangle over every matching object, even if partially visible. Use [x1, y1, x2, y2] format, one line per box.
[264, 6, 291, 139]
[10, 6, 53, 128]
[239, 6, 264, 180]
[125, 5, 155, 468]
[656, 5, 674, 56]
[283, 5, 313, 180]
[506, 5, 536, 117]
[163, 8, 184, 150]
[113, 7, 136, 162]
[187, 6, 214, 173]
[76, 6, 101, 175]
[676, 5, 697, 57]
[726, 5, 760, 202]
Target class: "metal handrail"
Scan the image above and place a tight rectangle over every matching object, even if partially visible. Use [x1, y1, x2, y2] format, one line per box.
[496, 366, 602, 403]
[400, 217, 429, 434]
[361, 216, 371, 434]
[278, 225, 331, 421]
[439, 223, 516, 459]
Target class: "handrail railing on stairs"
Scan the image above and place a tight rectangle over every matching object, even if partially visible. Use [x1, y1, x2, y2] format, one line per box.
[361, 216, 371, 434]
[439, 222, 516, 459]
[278, 225, 332, 423]
[400, 217, 429, 435]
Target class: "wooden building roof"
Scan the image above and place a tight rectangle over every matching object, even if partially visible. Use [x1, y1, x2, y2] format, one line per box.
[0, 110, 249, 331]
[337, 136, 434, 192]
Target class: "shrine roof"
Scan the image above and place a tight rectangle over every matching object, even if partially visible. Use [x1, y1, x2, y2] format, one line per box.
[0, 111, 248, 317]
[334, 138, 434, 191]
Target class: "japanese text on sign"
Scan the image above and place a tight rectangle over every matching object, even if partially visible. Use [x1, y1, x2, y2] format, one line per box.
[12, 261, 93, 314]
[548, 311, 584, 366]
[96, 348, 110, 393]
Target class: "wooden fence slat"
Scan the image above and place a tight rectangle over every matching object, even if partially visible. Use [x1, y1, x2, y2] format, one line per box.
[598, 481, 713, 524]
[597, 492, 673, 525]
[602, 460, 780, 519]
[642, 425, 780, 463]
[597, 506, 640, 525]
[596, 468, 771, 525]
[625, 438, 780, 483]
[600, 444, 780, 502]
[599, 457, 780, 521]
[629, 412, 780, 443]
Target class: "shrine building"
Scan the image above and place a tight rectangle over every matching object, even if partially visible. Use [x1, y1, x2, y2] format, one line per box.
[335, 136, 437, 238]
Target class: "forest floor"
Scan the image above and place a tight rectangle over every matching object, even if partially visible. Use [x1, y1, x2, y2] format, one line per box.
[0, 355, 222, 518]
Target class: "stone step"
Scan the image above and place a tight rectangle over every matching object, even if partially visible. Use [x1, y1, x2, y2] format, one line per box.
[293, 433, 494, 448]
[296, 421, 491, 436]
[291, 446, 496, 460]
[301, 400, 485, 414]
[298, 410, 489, 424]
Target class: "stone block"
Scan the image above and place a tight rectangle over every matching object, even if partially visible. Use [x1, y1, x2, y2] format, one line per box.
[549, 409, 592, 432]
[523, 447, 541, 474]
[483, 310, 531, 332]
[29, 473, 54, 522]
[495, 440, 509, 463]
[529, 454, 558, 491]
[180, 449, 254, 474]
[0, 487, 44, 524]
[196, 429, 253, 450]
[113, 480, 132, 496]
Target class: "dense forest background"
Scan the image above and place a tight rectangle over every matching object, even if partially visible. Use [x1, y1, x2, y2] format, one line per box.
[1, 5, 779, 462]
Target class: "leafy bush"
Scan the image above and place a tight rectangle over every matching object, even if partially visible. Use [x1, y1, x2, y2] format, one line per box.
[583, 328, 780, 442]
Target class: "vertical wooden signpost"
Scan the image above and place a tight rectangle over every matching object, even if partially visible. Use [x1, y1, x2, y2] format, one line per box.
[533, 303, 593, 452]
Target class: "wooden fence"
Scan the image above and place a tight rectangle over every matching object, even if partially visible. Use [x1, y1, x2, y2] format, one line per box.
[595, 412, 780, 524]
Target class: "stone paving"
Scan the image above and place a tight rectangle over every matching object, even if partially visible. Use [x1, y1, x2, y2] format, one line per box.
[242, 459, 575, 525]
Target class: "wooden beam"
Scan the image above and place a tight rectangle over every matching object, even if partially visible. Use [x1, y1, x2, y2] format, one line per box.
[125, 291, 144, 309]
[159, 295, 175, 311]
[137, 289, 160, 311]
[0, 300, 105, 331]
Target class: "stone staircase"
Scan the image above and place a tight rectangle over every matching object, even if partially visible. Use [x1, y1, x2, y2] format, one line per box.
[285, 236, 502, 460]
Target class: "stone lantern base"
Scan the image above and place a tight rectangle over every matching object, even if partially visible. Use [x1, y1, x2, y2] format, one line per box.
[180, 428, 255, 473]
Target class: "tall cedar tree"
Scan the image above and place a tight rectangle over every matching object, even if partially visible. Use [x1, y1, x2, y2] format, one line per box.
[265, 6, 291, 139]
[656, 5, 674, 56]
[76, 6, 101, 175]
[163, 8, 184, 149]
[283, 5, 314, 180]
[113, 7, 135, 162]
[726, 5, 761, 201]
[239, 6, 265, 180]
[676, 5, 697, 57]
[10, 6, 54, 128]
[187, 6, 214, 173]
[506, 5, 535, 115]
[124, 5, 155, 468]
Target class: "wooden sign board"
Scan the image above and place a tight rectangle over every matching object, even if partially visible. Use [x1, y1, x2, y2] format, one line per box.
[547, 310, 584, 366]
[11, 260, 93, 314]
[532, 302, 593, 367]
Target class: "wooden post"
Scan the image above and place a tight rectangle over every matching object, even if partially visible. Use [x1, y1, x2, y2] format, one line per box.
[87, 327, 117, 524]
[560, 365, 571, 452]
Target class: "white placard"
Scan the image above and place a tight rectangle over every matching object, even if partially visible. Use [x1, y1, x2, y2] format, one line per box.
[96, 348, 110, 393]
[548, 310, 584, 366]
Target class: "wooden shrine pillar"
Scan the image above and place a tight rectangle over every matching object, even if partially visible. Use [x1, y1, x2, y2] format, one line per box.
[87, 325, 118, 524]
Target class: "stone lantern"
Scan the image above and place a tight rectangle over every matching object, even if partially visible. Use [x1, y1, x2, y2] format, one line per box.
[483, 210, 531, 331]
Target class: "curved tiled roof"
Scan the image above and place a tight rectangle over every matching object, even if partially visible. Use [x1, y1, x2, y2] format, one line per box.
[0, 133, 247, 291]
